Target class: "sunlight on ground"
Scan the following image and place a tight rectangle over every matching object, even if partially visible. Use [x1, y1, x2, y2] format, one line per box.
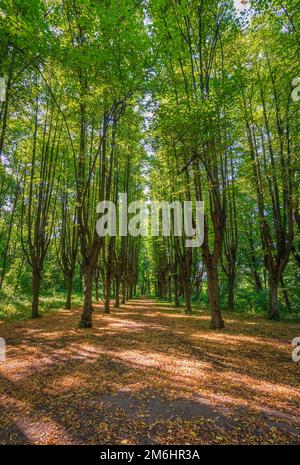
[0, 299, 299, 444]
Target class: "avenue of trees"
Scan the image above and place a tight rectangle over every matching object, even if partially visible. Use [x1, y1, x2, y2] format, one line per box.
[0, 0, 299, 329]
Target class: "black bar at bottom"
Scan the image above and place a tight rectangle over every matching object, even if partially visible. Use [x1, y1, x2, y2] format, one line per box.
[0, 445, 298, 463]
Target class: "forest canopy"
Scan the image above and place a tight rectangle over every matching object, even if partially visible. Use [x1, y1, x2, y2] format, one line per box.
[0, 0, 299, 329]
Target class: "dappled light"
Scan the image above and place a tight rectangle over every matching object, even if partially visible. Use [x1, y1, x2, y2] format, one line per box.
[0, 299, 299, 445]
[0, 0, 299, 450]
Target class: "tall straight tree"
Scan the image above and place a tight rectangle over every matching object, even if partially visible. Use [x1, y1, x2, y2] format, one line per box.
[21, 86, 61, 318]
[58, 0, 149, 327]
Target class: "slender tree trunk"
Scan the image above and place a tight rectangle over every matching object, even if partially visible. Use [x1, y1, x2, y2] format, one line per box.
[80, 269, 94, 327]
[115, 278, 120, 307]
[94, 273, 99, 302]
[161, 279, 166, 300]
[0, 236, 10, 291]
[168, 276, 172, 302]
[121, 282, 126, 304]
[207, 266, 224, 329]
[183, 281, 192, 314]
[281, 277, 292, 313]
[254, 270, 263, 292]
[105, 277, 111, 314]
[31, 267, 41, 319]
[268, 274, 280, 321]
[0, 66, 12, 158]
[129, 284, 133, 299]
[79, 269, 83, 292]
[195, 278, 200, 301]
[14, 257, 25, 294]
[248, 233, 262, 291]
[95, 285, 99, 303]
[0, 186, 18, 290]
[227, 272, 235, 311]
[263, 269, 267, 290]
[174, 276, 180, 306]
[65, 274, 73, 310]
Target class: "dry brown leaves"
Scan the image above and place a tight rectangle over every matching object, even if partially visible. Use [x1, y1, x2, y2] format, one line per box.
[0, 299, 299, 444]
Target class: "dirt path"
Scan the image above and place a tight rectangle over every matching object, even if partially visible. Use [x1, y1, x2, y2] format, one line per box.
[0, 298, 299, 444]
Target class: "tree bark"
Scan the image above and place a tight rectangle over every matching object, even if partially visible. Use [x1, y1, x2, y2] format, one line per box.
[114, 278, 120, 307]
[95, 284, 99, 303]
[254, 270, 263, 292]
[183, 281, 192, 314]
[227, 272, 235, 311]
[268, 274, 280, 321]
[129, 283, 133, 300]
[80, 269, 94, 327]
[168, 276, 172, 302]
[121, 282, 126, 304]
[105, 277, 111, 314]
[31, 267, 41, 319]
[281, 277, 292, 313]
[207, 266, 224, 329]
[65, 274, 73, 310]
[94, 272, 99, 302]
[174, 276, 180, 307]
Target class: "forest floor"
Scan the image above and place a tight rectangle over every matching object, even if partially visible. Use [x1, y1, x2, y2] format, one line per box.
[0, 298, 299, 445]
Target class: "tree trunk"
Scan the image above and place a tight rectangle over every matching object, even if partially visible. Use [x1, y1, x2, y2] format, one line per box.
[174, 276, 180, 306]
[0, 185, 18, 290]
[0, 66, 12, 158]
[183, 281, 192, 314]
[227, 272, 235, 311]
[268, 274, 280, 321]
[254, 270, 263, 292]
[281, 277, 292, 313]
[195, 279, 200, 301]
[168, 276, 172, 302]
[94, 273, 99, 302]
[31, 267, 41, 319]
[129, 284, 133, 299]
[114, 278, 120, 307]
[121, 282, 126, 304]
[207, 266, 224, 329]
[80, 269, 93, 327]
[105, 277, 111, 314]
[65, 274, 73, 310]
[95, 285, 99, 303]
[161, 279, 166, 300]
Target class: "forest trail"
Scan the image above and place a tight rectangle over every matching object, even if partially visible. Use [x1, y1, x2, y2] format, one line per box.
[0, 299, 299, 445]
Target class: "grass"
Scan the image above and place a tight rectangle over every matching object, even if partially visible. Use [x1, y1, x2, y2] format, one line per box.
[154, 295, 300, 323]
[0, 290, 299, 323]
[0, 292, 83, 322]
